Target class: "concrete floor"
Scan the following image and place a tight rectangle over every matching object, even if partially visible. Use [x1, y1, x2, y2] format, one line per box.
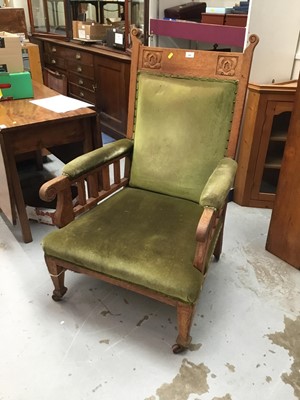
[0, 194, 299, 399]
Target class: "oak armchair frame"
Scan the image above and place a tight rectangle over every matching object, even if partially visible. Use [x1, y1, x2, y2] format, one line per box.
[40, 30, 259, 353]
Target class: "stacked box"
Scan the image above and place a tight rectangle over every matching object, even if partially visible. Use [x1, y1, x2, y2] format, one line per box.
[205, 7, 233, 14]
[73, 21, 115, 41]
[202, 13, 226, 25]
[0, 31, 24, 73]
[0, 31, 33, 100]
[225, 14, 247, 27]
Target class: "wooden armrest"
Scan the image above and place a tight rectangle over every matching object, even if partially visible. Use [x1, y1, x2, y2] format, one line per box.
[193, 205, 226, 274]
[39, 142, 133, 228]
[39, 176, 74, 227]
[195, 207, 215, 243]
[39, 175, 70, 202]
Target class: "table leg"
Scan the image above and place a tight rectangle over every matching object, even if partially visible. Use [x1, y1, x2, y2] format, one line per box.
[2, 137, 32, 243]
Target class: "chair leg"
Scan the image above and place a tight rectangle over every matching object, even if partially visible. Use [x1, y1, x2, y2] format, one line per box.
[45, 256, 67, 301]
[173, 303, 195, 353]
[213, 225, 224, 261]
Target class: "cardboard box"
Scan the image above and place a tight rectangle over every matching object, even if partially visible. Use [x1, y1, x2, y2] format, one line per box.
[201, 13, 225, 25]
[0, 71, 33, 99]
[225, 14, 247, 27]
[205, 7, 233, 14]
[26, 205, 56, 225]
[22, 43, 43, 84]
[0, 31, 23, 73]
[72, 21, 113, 41]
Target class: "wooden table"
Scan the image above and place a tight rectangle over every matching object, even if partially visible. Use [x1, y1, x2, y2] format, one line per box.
[0, 81, 101, 243]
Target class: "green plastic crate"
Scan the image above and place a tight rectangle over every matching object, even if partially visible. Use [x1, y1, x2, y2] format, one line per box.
[0, 71, 33, 100]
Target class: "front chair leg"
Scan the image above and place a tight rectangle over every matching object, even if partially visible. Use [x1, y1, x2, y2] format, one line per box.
[213, 224, 224, 261]
[172, 303, 195, 354]
[45, 256, 67, 301]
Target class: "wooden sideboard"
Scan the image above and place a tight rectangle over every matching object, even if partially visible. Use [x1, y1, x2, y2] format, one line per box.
[234, 80, 297, 208]
[32, 37, 131, 139]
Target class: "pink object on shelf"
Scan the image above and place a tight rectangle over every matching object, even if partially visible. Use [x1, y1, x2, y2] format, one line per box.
[150, 18, 246, 48]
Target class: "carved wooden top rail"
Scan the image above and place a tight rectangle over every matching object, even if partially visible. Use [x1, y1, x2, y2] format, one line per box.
[127, 29, 259, 158]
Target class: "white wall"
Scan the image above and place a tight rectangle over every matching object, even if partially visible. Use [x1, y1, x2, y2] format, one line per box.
[246, 0, 300, 83]
[292, 32, 300, 79]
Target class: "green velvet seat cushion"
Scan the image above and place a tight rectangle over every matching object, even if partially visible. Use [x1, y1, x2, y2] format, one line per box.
[42, 187, 204, 304]
[129, 73, 238, 203]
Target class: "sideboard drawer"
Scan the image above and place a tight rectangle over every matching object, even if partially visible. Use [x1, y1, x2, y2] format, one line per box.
[44, 42, 66, 57]
[69, 83, 96, 105]
[44, 53, 66, 69]
[69, 72, 96, 92]
[67, 61, 94, 78]
[67, 49, 94, 66]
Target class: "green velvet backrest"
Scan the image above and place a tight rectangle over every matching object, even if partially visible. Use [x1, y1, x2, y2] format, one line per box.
[129, 72, 238, 203]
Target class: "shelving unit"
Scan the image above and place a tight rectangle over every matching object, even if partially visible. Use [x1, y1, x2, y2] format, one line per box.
[234, 81, 297, 208]
[27, 0, 148, 48]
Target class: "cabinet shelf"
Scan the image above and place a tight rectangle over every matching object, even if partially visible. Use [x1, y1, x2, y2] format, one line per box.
[264, 157, 282, 169]
[149, 19, 246, 47]
[270, 131, 288, 142]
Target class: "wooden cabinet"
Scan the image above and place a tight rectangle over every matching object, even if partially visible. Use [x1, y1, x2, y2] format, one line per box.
[67, 49, 96, 105]
[40, 37, 131, 138]
[27, 0, 148, 48]
[234, 81, 297, 208]
[94, 55, 130, 138]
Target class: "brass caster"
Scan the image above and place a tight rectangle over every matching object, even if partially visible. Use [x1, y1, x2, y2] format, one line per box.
[52, 287, 67, 301]
[172, 343, 186, 354]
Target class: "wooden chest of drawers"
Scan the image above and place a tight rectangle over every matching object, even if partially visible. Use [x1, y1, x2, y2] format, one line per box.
[67, 48, 96, 104]
[41, 38, 131, 139]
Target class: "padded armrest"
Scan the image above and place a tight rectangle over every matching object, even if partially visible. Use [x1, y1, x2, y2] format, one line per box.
[62, 139, 133, 179]
[200, 158, 237, 210]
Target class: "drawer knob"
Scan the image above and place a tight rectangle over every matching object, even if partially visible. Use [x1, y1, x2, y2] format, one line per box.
[51, 47, 57, 53]
[78, 79, 84, 85]
[79, 92, 84, 98]
[77, 66, 82, 73]
[51, 59, 56, 64]
[76, 53, 81, 60]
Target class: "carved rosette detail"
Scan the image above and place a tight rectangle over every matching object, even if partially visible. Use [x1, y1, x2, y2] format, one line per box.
[216, 56, 238, 76]
[142, 50, 162, 69]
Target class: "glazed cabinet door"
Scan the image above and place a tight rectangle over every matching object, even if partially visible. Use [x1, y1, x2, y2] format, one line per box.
[94, 55, 130, 139]
[251, 100, 293, 206]
[234, 82, 296, 209]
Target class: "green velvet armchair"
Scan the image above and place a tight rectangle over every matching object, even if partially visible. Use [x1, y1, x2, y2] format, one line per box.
[39, 30, 258, 353]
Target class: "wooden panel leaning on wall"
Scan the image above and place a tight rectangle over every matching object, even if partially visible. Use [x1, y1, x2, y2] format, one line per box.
[0, 8, 28, 38]
[266, 75, 300, 270]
